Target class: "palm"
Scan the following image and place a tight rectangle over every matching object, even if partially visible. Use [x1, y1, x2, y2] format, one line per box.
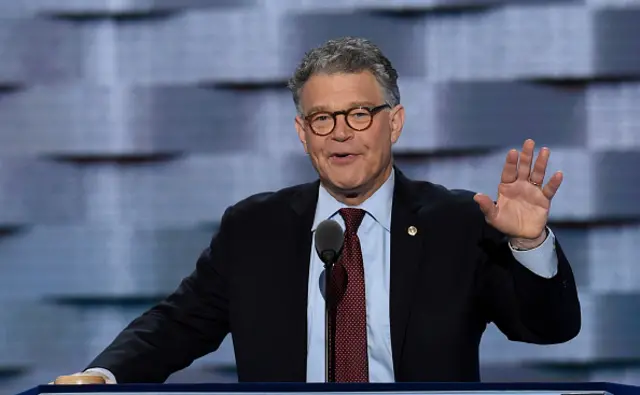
[474, 139, 563, 240]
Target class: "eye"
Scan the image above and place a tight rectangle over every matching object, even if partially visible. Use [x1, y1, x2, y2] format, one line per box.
[310, 113, 333, 124]
[351, 111, 369, 118]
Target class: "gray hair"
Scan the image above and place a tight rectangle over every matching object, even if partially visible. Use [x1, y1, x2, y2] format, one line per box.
[287, 37, 400, 115]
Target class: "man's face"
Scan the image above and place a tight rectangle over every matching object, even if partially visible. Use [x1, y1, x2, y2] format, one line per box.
[294, 71, 404, 197]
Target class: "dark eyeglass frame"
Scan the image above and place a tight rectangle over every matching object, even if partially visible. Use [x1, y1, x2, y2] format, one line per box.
[304, 104, 391, 136]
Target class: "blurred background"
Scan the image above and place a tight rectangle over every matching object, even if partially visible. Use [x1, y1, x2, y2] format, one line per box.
[1, 0, 640, 393]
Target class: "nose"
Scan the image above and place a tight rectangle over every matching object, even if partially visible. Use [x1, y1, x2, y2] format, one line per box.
[331, 114, 353, 141]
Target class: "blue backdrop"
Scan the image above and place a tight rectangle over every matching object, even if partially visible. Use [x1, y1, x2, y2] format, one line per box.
[1, 0, 640, 393]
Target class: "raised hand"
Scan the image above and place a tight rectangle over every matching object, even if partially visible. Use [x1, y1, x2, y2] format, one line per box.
[473, 139, 562, 249]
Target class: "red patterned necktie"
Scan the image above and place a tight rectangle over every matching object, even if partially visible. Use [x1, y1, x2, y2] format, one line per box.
[329, 208, 369, 383]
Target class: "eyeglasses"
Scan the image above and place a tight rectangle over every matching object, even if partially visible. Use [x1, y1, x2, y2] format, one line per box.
[304, 104, 391, 136]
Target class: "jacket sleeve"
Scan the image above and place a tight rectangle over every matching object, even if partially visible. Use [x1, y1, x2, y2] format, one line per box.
[85, 207, 236, 383]
[477, 221, 581, 344]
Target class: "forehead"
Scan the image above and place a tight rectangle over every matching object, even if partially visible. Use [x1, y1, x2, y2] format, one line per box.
[299, 71, 384, 114]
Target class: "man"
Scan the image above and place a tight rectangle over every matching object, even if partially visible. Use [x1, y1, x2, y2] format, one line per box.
[59, 37, 580, 384]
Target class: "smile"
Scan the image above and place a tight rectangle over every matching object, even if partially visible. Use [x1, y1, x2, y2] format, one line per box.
[329, 153, 359, 164]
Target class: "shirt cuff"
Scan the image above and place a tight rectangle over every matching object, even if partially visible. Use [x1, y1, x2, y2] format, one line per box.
[84, 368, 117, 384]
[508, 227, 558, 279]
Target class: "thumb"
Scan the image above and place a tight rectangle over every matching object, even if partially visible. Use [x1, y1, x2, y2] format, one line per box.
[474, 193, 497, 220]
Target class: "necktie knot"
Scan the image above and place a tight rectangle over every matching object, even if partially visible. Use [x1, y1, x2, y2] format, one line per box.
[339, 208, 366, 235]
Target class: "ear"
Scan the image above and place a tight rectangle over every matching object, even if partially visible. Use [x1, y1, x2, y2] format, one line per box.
[389, 104, 405, 144]
[295, 115, 309, 154]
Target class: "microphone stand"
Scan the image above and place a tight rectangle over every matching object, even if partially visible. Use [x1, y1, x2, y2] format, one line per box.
[321, 251, 338, 383]
[325, 262, 331, 383]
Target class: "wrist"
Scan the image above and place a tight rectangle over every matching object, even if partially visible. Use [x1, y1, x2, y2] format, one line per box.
[509, 229, 547, 251]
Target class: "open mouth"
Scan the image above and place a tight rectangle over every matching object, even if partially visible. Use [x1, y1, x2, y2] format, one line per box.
[330, 153, 358, 163]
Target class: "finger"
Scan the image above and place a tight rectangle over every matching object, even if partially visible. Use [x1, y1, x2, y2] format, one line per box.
[517, 139, 536, 180]
[529, 146, 550, 185]
[542, 171, 563, 200]
[474, 193, 498, 220]
[501, 149, 519, 183]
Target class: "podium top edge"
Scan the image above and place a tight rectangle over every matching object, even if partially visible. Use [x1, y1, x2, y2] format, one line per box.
[16, 382, 640, 395]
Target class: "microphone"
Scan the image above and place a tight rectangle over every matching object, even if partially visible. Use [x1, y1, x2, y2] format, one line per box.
[314, 219, 344, 383]
[315, 219, 344, 268]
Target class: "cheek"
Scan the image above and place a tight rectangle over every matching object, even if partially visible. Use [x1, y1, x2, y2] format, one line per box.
[306, 138, 328, 162]
[363, 131, 391, 160]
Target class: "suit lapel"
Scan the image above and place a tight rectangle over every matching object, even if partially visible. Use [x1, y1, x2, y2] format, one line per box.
[390, 169, 426, 377]
[286, 180, 319, 380]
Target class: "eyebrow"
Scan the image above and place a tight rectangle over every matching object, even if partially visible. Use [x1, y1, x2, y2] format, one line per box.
[306, 101, 379, 115]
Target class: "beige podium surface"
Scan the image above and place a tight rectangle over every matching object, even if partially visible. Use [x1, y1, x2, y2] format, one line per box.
[53, 375, 106, 385]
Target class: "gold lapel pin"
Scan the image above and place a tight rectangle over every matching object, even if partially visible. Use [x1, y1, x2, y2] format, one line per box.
[408, 226, 418, 236]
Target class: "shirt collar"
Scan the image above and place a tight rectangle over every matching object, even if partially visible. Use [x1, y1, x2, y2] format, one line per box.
[312, 169, 395, 232]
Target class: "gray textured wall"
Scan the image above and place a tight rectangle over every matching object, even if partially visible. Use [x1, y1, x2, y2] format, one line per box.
[1, 0, 640, 393]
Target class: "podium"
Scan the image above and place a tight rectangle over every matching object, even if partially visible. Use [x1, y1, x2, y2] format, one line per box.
[13, 383, 640, 395]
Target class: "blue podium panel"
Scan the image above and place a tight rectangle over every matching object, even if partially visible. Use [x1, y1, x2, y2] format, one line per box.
[15, 383, 640, 395]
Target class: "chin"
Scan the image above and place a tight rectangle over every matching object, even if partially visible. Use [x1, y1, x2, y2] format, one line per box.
[327, 175, 367, 193]
[318, 162, 370, 192]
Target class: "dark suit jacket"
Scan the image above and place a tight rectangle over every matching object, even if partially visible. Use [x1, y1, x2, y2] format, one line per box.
[88, 168, 581, 383]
